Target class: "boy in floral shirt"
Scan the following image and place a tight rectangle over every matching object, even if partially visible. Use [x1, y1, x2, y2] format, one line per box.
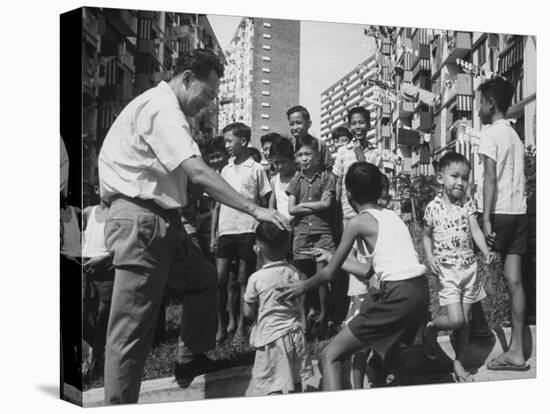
[422, 152, 495, 383]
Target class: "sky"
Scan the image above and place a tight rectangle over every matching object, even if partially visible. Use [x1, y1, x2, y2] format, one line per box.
[207, 14, 376, 137]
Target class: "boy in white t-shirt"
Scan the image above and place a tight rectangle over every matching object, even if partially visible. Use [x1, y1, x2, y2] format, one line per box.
[477, 77, 530, 372]
[215, 122, 272, 343]
[244, 222, 313, 395]
[268, 136, 296, 222]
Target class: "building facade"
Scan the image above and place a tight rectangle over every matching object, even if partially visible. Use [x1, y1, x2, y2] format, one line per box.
[81, 7, 224, 202]
[365, 27, 535, 186]
[218, 17, 300, 149]
[320, 56, 378, 143]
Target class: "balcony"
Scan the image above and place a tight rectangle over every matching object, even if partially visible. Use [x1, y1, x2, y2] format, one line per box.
[381, 40, 392, 56]
[105, 9, 137, 36]
[397, 128, 421, 147]
[445, 32, 472, 63]
[381, 126, 392, 139]
[382, 104, 392, 119]
[403, 70, 413, 83]
[118, 54, 135, 73]
[169, 24, 193, 39]
[441, 73, 472, 109]
[413, 111, 433, 132]
[399, 101, 414, 119]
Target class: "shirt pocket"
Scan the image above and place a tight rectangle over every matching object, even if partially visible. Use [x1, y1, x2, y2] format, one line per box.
[241, 177, 257, 201]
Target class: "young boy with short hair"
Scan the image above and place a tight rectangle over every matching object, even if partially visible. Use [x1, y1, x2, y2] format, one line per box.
[260, 132, 282, 178]
[243, 222, 313, 395]
[268, 136, 296, 221]
[422, 152, 496, 382]
[287, 105, 334, 171]
[215, 122, 272, 342]
[477, 77, 530, 371]
[287, 135, 336, 333]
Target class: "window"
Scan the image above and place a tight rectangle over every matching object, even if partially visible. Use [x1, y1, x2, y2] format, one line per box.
[263, 22, 271, 28]
[261, 114, 270, 119]
[261, 102, 270, 108]
[261, 125, 270, 131]
[476, 41, 487, 66]
[263, 33, 272, 39]
[262, 91, 270, 96]
[262, 56, 271, 62]
[262, 79, 271, 84]
[262, 45, 271, 50]
[262, 68, 271, 73]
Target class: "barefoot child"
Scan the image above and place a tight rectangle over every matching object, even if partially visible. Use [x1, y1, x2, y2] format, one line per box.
[244, 223, 313, 394]
[278, 162, 429, 390]
[422, 152, 496, 382]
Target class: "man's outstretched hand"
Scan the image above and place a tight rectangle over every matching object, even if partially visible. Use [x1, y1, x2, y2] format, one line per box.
[275, 281, 306, 304]
[253, 206, 291, 231]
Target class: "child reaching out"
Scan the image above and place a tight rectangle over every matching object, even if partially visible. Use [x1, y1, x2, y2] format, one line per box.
[244, 222, 313, 395]
[277, 162, 429, 390]
[422, 152, 495, 382]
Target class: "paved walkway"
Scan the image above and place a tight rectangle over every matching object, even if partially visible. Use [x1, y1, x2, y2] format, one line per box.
[83, 325, 536, 407]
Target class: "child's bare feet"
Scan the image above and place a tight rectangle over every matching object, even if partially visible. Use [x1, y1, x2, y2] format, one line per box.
[216, 326, 227, 345]
[226, 320, 237, 337]
[453, 360, 474, 383]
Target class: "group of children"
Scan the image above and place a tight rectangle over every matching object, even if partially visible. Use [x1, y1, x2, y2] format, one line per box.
[198, 77, 530, 394]
[76, 76, 529, 395]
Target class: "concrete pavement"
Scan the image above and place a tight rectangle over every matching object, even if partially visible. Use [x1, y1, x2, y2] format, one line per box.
[82, 325, 536, 407]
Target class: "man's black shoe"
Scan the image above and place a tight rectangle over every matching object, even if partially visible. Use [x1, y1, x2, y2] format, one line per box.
[173, 354, 218, 388]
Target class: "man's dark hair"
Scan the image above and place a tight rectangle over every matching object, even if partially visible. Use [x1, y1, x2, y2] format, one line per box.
[256, 222, 290, 248]
[477, 77, 515, 113]
[345, 162, 383, 204]
[295, 134, 319, 154]
[332, 126, 353, 141]
[286, 105, 311, 121]
[222, 122, 251, 144]
[173, 48, 224, 80]
[347, 106, 371, 125]
[270, 137, 294, 160]
[247, 147, 262, 163]
[260, 132, 282, 147]
[204, 135, 226, 156]
[438, 151, 471, 172]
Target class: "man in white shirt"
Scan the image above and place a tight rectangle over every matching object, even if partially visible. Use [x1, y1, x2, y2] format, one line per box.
[477, 77, 529, 372]
[98, 49, 288, 405]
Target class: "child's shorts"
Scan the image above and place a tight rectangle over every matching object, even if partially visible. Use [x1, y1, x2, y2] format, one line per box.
[491, 214, 528, 257]
[252, 327, 314, 394]
[216, 233, 257, 275]
[437, 261, 486, 307]
[347, 275, 429, 360]
[293, 232, 335, 261]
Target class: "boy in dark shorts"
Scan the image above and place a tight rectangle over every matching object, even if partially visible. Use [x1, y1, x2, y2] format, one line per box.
[287, 135, 336, 333]
[215, 122, 272, 342]
[477, 77, 530, 371]
[278, 162, 429, 389]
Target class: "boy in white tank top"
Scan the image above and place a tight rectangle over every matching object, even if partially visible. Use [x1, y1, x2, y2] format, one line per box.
[268, 137, 296, 222]
[277, 162, 429, 389]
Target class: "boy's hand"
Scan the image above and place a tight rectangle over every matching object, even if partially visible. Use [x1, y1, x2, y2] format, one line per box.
[275, 281, 306, 304]
[209, 239, 217, 253]
[485, 252, 497, 265]
[311, 248, 333, 264]
[482, 220, 496, 249]
[426, 255, 441, 277]
[83, 255, 109, 274]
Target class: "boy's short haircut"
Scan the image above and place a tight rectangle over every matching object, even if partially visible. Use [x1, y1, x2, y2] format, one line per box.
[347, 106, 371, 125]
[286, 105, 311, 121]
[204, 135, 226, 156]
[247, 147, 262, 163]
[438, 151, 471, 172]
[256, 222, 290, 248]
[477, 77, 515, 113]
[345, 162, 383, 204]
[270, 137, 294, 160]
[295, 134, 319, 154]
[172, 48, 224, 80]
[222, 122, 251, 144]
[260, 132, 282, 147]
[332, 126, 353, 141]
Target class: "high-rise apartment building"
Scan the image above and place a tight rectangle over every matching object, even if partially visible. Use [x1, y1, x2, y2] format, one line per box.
[218, 17, 300, 148]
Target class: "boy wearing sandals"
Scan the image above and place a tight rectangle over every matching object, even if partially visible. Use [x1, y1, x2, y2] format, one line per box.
[422, 152, 495, 382]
